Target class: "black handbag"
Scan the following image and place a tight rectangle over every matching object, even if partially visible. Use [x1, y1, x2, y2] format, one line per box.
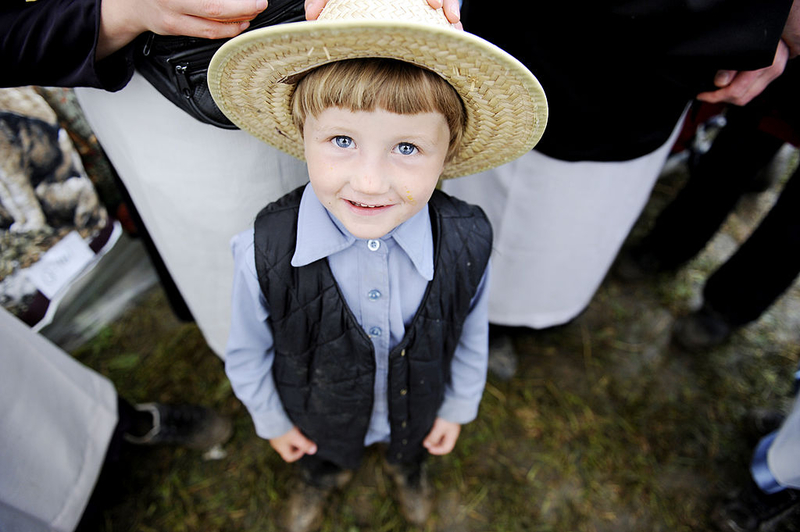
[132, 0, 306, 129]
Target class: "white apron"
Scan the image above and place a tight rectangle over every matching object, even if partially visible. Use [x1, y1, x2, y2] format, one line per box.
[0, 308, 117, 532]
[75, 74, 309, 356]
[442, 110, 687, 328]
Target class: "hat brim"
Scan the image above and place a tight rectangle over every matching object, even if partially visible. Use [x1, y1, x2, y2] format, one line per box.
[208, 20, 547, 178]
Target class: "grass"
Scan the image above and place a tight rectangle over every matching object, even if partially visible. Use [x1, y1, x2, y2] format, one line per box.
[71, 152, 800, 531]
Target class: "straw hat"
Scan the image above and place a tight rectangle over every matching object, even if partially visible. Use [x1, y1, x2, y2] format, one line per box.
[207, 0, 548, 178]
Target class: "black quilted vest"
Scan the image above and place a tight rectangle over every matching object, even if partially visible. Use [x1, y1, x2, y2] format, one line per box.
[254, 186, 492, 470]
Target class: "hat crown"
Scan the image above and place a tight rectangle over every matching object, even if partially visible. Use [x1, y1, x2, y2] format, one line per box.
[317, 0, 451, 27]
[208, 0, 548, 178]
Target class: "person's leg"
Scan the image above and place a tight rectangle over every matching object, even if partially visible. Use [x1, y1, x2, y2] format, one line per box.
[702, 167, 800, 328]
[383, 452, 432, 526]
[713, 371, 800, 532]
[673, 164, 800, 350]
[75, 396, 233, 530]
[283, 455, 353, 532]
[764, 372, 800, 491]
[624, 110, 785, 275]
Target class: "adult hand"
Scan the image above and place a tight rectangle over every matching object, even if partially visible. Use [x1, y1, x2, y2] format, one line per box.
[696, 40, 789, 106]
[783, 0, 800, 58]
[97, 0, 268, 60]
[269, 426, 318, 462]
[305, 0, 462, 29]
[422, 417, 461, 455]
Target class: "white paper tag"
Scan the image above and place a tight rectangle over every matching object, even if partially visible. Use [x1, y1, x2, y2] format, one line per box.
[25, 231, 95, 300]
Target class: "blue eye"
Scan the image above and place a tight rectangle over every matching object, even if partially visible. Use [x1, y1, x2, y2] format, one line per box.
[396, 142, 418, 155]
[333, 136, 353, 148]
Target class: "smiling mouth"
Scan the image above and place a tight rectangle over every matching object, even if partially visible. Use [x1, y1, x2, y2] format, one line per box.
[348, 200, 388, 209]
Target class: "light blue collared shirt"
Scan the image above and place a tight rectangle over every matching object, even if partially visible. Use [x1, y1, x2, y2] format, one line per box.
[225, 184, 490, 445]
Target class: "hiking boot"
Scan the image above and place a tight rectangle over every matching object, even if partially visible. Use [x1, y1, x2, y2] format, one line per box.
[282, 470, 353, 532]
[384, 460, 433, 527]
[123, 403, 232, 450]
[712, 479, 800, 532]
[672, 304, 733, 351]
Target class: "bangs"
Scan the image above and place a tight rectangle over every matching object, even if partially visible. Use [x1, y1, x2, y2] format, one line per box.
[292, 58, 465, 160]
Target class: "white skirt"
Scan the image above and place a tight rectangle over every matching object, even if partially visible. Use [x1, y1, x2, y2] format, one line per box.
[0, 307, 117, 532]
[442, 110, 686, 329]
[75, 73, 309, 356]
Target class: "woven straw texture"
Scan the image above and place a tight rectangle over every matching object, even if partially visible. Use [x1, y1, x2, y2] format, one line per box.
[208, 0, 547, 178]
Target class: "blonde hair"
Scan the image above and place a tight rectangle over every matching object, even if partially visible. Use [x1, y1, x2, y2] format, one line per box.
[291, 58, 466, 162]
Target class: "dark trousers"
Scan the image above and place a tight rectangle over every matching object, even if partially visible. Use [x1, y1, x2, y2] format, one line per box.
[75, 398, 140, 531]
[636, 103, 800, 327]
[703, 167, 800, 326]
[638, 109, 785, 272]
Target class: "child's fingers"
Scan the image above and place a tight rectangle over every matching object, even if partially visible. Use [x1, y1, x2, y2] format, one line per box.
[423, 419, 460, 455]
[424, 431, 455, 455]
[280, 445, 305, 462]
[270, 427, 318, 462]
[295, 437, 318, 456]
[286, 432, 317, 458]
[423, 431, 445, 454]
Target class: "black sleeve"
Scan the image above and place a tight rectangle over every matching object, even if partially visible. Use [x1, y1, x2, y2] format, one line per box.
[460, 0, 795, 161]
[1, 0, 135, 90]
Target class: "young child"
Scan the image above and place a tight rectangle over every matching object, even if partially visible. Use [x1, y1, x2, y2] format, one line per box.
[209, 1, 547, 530]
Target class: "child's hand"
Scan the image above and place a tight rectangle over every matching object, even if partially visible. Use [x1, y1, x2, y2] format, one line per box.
[269, 426, 318, 462]
[422, 417, 461, 455]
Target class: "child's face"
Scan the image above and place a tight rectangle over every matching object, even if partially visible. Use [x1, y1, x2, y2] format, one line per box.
[303, 106, 450, 240]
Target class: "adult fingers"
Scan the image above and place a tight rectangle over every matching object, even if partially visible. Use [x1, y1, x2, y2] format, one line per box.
[174, 0, 267, 21]
[158, 14, 252, 39]
[305, 0, 460, 26]
[305, 0, 324, 20]
[439, 0, 460, 26]
[697, 41, 788, 106]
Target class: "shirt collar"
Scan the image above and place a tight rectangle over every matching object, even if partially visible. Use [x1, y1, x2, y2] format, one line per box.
[291, 183, 434, 281]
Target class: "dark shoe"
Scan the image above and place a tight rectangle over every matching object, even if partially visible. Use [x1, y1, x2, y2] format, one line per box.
[672, 304, 734, 351]
[614, 245, 670, 282]
[745, 409, 787, 441]
[384, 460, 433, 527]
[712, 479, 800, 532]
[282, 470, 353, 532]
[123, 403, 232, 450]
[488, 333, 518, 381]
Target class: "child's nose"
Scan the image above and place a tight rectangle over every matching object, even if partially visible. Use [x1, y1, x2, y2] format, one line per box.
[351, 158, 390, 195]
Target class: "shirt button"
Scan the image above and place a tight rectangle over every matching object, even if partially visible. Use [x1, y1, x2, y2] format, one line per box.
[401, 421, 407, 428]
[400, 389, 407, 396]
[369, 326, 382, 337]
[367, 239, 381, 251]
[368, 289, 381, 300]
